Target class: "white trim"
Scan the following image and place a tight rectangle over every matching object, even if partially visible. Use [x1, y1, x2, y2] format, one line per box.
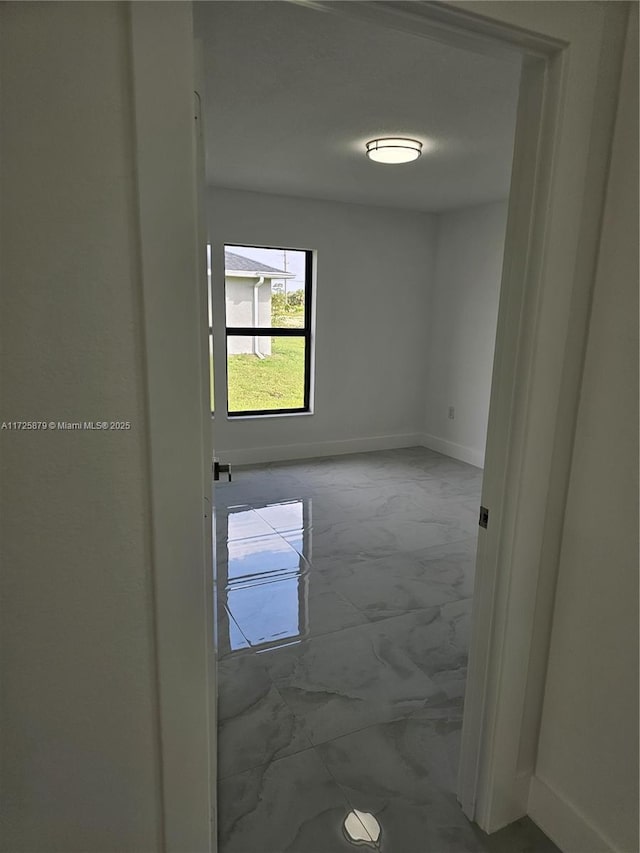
[129, 5, 213, 851]
[457, 49, 555, 830]
[420, 433, 484, 469]
[194, 34, 218, 848]
[218, 432, 423, 466]
[465, 4, 628, 835]
[528, 776, 622, 853]
[291, 0, 560, 60]
[224, 411, 314, 422]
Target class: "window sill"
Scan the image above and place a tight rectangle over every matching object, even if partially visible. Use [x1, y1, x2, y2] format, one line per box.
[225, 411, 314, 422]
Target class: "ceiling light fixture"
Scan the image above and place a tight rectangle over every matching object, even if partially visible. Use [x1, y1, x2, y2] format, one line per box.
[366, 137, 422, 164]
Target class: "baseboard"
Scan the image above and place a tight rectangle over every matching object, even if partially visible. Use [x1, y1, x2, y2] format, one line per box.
[420, 433, 484, 468]
[217, 432, 423, 466]
[528, 775, 623, 853]
[474, 770, 531, 835]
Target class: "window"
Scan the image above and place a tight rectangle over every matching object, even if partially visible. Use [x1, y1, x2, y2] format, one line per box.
[224, 244, 313, 416]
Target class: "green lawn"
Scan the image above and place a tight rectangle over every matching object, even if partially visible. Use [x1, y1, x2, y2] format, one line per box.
[225, 336, 305, 412]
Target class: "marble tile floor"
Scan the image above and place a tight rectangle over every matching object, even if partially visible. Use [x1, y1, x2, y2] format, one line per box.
[214, 447, 559, 853]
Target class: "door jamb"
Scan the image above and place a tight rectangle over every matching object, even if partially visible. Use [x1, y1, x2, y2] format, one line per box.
[130, 4, 214, 851]
[292, 0, 628, 834]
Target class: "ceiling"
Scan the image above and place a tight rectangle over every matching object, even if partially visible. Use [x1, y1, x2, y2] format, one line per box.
[195, 1, 521, 213]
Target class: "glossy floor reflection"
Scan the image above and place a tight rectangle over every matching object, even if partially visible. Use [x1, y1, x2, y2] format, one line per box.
[214, 448, 560, 853]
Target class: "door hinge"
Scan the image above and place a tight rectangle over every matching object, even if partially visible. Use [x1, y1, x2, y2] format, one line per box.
[479, 506, 489, 529]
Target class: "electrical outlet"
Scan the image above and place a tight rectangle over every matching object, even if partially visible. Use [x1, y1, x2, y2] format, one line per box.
[448, 406, 455, 420]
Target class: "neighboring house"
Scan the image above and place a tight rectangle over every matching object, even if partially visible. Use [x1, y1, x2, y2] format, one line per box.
[225, 249, 295, 356]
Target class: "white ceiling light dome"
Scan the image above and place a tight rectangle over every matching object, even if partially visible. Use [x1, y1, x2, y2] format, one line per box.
[366, 137, 423, 164]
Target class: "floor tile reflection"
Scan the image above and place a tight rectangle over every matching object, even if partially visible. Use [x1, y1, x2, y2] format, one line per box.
[214, 448, 559, 853]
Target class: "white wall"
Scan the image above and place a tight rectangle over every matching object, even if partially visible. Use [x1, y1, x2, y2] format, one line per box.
[528, 7, 639, 853]
[423, 201, 508, 468]
[0, 4, 206, 851]
[208, 187, 436, 463]
[0, 3, 161, 849]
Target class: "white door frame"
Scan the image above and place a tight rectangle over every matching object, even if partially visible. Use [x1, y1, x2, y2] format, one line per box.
[302, 0, 628, 833]
[130, 4, 215, 852]
[130, 0, 628, 849]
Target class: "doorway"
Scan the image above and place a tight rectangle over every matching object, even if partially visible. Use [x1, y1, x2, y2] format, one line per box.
[196, 3, 532, 850]
[158, 1, 625, 850]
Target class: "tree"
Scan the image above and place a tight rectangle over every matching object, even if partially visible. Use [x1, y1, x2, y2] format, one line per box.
[271, 289, 304, 324]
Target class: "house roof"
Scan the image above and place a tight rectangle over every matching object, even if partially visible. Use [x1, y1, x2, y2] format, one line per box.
[224, 249, 295, 278]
